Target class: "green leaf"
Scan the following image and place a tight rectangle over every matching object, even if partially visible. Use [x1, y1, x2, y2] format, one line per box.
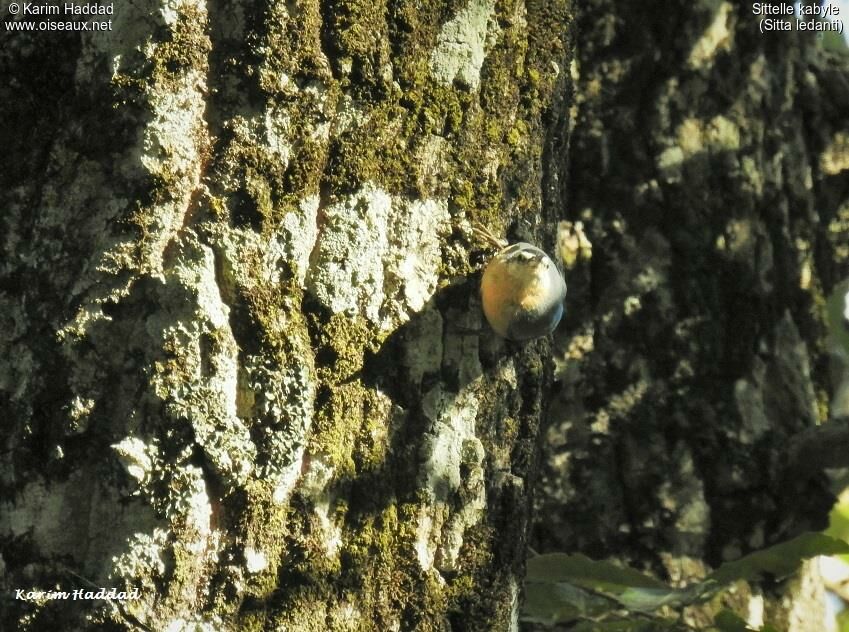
[523, 554, 696, 618]
[522, 532, 849, 625]
[707, 533, 849, 585]
[521, 581, 614, 625]
[837, 606, 849, 632]
[713, 609, 754, 632]
[526, 553, 670, 592]
[826, 496, 849, 545]
[569, 617, 686, 631]
[614, 585, 693, 612]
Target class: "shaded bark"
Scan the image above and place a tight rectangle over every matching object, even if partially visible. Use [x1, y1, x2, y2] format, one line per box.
[532, 0, 849, 629]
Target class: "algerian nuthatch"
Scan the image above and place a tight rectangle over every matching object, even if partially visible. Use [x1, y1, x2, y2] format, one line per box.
[475, 225, 567, 341]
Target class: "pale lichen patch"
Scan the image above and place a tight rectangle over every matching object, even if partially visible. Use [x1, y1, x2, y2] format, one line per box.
[159, 0, 203, 27]
[656, 444, 710, 555]
[150, 238, 254, 485]
[657, 146, 685, 182]
[285, 195, 321, 287]
[163, 616, 228, 632]
[112, 528, 170, 610]
[137, 72, 209, 272]
[688, 2, 735, 69]
[734, 357, 771, 444]
[416, 386, 486, 573]
[196, 220, 316, 504]
[676, 117, 705, 157]
[298, 454, 343, 557]
[0, 471, 161, 580]
[244, 548, 268, 574]
[706, 115, 740, 151]
[112, 437, 155, 485]
[747, 593, 765, 629]
[306, 184, 450, 332]
[429, 0, 501, 90]
[821, 131, 849, 176]
[674, 114, 741, 163]
[557, 220, 593, 270]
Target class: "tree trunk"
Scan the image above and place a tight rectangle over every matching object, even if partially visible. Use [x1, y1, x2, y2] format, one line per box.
[0, 0, 572, 630]
[532, 0, 849, 629]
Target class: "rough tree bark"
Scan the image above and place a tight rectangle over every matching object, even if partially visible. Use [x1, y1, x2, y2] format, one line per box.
[0, 0, 572, 630]
[532, 1, 849, 630]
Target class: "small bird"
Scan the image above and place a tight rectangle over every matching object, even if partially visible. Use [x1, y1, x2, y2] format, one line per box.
[477, 229, 567, 341]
